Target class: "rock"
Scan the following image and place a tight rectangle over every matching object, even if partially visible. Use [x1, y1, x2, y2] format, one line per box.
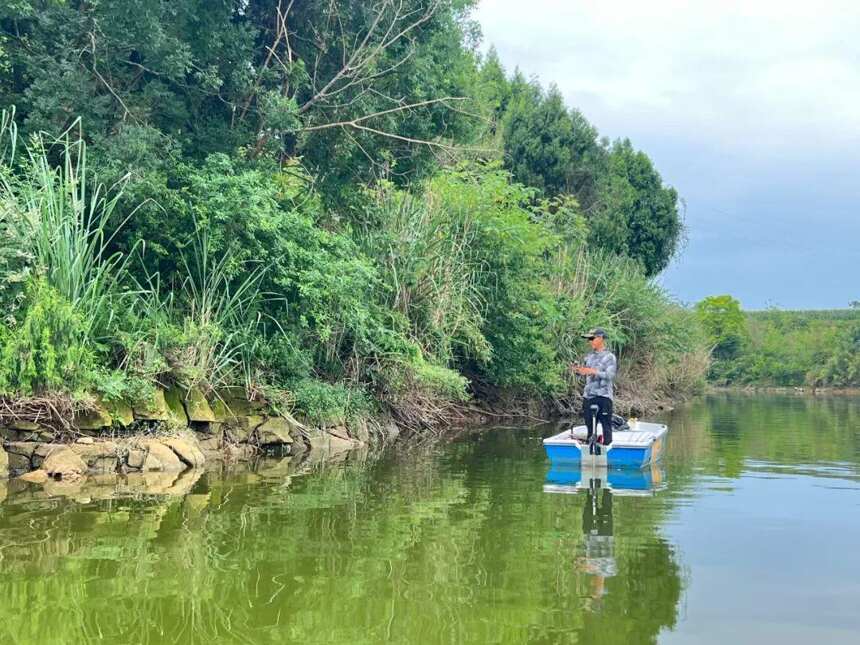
[328, 424, 351, 441]
[164, 386, 191, 426]
[70, 441, 120, 473]
[1, 427, 46, 442]
[162, 437, 206, 468]
[140, 439, 185, 473]
[18, 469, 49, 484]
[126, 449, 146, 470]
[4, 442, 40, 471]
[350, 418, 370, 444]
[133, 389, 171, 422]
[213, 387, 267, 421]
[76, 436, 95, 445]
[197, 428, 223, 453]
[211, 398, 237, 423]
[184, 388, 216, 423]
[32, 443, 65, 469]
[0, 443, 8, 477]
[327, 433, 359, 452]
[74, 400, 113, 431]
[289, 436, 309, 458]
[224, 415, 264, 443]
[42, 448, 87, 481]
[384, 420, 401, 442]
[254, 417, 295, 446]
[11, 420, 41, 431]
[105, 399, 135, 427]
[307, 428, 359, 455]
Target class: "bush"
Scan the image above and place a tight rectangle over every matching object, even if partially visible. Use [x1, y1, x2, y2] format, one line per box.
[288, 378, 373, 425]
[0, 278, 93, 394]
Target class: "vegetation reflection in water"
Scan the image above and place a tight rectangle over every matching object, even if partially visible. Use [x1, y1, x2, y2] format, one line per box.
[2, 394, 860, 644]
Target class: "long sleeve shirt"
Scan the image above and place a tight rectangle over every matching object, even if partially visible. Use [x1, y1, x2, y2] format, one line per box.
[583, 349, 617, 400]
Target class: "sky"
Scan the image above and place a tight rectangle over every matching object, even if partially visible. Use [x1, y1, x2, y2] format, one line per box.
[474, 0, 860, 309]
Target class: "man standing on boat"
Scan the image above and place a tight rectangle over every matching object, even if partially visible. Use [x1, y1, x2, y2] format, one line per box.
[571, 328, 617, 447]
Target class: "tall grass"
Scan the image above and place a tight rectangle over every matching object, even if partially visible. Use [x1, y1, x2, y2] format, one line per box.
[174, 230, 266, 392]
[355, 184, 489, 365]
[0, 111, 133, 342]
[126, 229, 267, 394]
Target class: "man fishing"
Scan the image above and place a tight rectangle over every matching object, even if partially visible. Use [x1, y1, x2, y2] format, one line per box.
[571, 328, 617, 449]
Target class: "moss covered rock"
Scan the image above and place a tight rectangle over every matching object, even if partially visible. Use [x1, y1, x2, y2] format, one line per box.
[254, 417, 295, 446]
[105, 399, 135, 427]
[74, 399, 113, 431]
[133, 389, 171, 422]
[184, 388, 216, 422]
[163, 387, 191, 426]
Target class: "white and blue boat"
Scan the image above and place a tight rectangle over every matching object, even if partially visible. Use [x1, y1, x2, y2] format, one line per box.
[543, 421, 668, 469]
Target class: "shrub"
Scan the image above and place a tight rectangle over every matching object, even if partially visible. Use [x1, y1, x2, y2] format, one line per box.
[0, 278, 93, 394]
[288, 378, 373, 425]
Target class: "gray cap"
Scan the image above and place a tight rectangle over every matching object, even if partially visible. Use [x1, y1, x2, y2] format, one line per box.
[581, 327, 607, 339]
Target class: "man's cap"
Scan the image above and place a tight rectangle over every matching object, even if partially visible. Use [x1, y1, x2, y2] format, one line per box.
[581, 327, 607, 339]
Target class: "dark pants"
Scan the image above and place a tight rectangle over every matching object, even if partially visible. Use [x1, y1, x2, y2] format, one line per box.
[583, 396, 613, 446]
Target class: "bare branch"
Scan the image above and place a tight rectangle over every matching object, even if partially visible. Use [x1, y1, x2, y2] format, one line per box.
[238, 0, 294, 123]
[87, 32, 142, 124]
[298, 0, 441, 115]
[299, 97, 470, 133]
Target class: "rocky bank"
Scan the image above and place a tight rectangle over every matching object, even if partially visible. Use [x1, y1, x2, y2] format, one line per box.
[0, 386, 401, 488]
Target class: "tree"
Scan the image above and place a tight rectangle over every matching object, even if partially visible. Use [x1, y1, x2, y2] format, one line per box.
[473, 46, 511, 128]
[695, 295, 747, 360]
[502, 83, 575, 196]
[589, 139, 681, 276]
[0, 0, 481, 200]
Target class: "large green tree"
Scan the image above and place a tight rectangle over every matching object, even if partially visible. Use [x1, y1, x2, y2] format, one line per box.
[588, 139, 681, 276]
[0, 0, 480, 197]
[502, 82, 574, 196]
[695, 295, 747, 360]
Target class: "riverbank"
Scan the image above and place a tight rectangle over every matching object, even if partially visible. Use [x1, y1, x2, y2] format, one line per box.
[0, 386, 401, 486]
[708, 385, 860, 397]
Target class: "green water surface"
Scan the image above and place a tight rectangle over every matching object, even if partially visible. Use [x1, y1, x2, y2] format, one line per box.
[1, 394, 859, 644]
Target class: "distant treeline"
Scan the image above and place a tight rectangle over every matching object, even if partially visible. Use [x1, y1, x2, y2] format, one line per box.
[0, 1, 707, 426]
[697, 296, 860, 387]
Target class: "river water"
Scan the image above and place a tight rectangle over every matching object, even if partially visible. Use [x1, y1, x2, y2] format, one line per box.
[1, 394, 859, 644]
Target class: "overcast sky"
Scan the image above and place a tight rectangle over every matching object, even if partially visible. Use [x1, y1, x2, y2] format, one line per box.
[474, 0, 860, 309]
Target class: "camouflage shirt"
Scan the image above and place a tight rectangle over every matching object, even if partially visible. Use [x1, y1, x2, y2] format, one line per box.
[583, 350, 617, 400]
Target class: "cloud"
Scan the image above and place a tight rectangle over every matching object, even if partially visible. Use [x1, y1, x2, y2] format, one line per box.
[476, 0, 860, 153]
[474, 0, 860, 308]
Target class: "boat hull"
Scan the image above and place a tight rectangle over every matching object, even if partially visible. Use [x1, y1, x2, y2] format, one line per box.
[543, 422, 668, 469]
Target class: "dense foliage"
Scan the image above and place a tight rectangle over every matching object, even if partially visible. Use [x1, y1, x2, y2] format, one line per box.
[697, 300, 860, 387]
[0, 1, 706, 425]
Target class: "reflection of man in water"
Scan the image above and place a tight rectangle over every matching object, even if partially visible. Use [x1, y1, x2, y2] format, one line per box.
[577, 480, 616, 610]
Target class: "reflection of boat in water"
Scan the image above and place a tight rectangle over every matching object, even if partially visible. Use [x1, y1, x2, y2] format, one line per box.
[543, 421, 668, 468]
[543, 461, 665, 497]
